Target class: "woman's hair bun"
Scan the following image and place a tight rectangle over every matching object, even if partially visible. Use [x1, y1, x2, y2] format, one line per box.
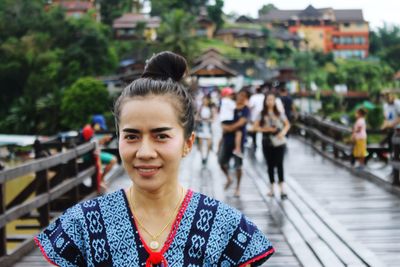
[141, 51, 187, 82]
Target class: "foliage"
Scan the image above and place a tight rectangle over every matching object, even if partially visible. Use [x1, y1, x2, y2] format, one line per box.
[61, 77, 110, 130]
[150, 0, 208, 16]
[196, 38, 258, 60]
[207, 0, 224, 31]
[292, 52, 318, 90]
[157, 9, 198, 60]
[382, 44, 400, 71]
[321, 95, 342, 116]
[0, 1, 117, 134]
[369, 24, 400, 70]
[327, 60, 394, 93]
[328, 111, 347, 124]
[98, 0, 134, 26]
[258, 4, 277, 17]
[367, 105, 384, 129]
[112, 39, 155, 60]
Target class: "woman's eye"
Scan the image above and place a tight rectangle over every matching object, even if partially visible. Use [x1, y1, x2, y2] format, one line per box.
[156, 134, 169, 140]
[125, 135, 139, 141]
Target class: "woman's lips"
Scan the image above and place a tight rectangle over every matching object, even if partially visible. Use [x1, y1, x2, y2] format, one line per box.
[135, 166, 161, 177]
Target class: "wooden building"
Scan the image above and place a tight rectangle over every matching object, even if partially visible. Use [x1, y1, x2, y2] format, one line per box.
[259, 5, 369, 59]
[113, 13, 161, 41]
[191, 49, 237, 77]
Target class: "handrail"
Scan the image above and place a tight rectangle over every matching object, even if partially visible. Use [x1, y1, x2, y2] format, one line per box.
[0, 140, 100, 262]
[0, 142, 95, 184]
[295, 113, 399, 185]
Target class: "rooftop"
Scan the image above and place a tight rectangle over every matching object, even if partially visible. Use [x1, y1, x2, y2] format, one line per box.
[113, 13, 161, 29]
[259, 5, 365, 22]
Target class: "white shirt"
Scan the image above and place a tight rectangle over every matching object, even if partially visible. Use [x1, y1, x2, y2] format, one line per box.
[276, 97, 285, 115]
[248, 93, 265, 122]
[383, 99, 400, 123]
[219, 97, 236, 122]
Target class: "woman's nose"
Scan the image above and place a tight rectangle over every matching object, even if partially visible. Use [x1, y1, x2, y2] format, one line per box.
[136, 139, 157, 159]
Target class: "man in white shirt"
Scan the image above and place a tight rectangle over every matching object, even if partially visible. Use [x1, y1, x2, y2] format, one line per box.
[381, 93, 400, 150]
[248, 87, 265, 149]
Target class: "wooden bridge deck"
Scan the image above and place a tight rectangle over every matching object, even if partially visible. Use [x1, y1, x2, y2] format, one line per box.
[13, 137, 400, 266]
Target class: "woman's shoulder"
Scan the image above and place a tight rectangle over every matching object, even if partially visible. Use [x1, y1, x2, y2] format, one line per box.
[189, 191, 275, 266]
[64, 189, 126, 219]
[191, 191, 243, 222]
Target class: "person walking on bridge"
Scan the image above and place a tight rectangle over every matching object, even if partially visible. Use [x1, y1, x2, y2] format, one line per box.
[352, 108, 368, 169]
[35, 51, 274, 266]
[218, 89, 250, 197]
[254, 93, 290, 199]
[195, 94, 216, 165]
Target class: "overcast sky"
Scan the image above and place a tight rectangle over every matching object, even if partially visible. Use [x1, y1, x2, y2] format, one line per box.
[223, 0, 400, 29]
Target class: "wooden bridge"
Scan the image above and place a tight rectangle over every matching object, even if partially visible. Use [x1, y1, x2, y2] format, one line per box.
[3, 116, 400, 266]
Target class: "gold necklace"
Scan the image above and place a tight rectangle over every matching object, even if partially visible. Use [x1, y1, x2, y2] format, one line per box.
[130, 186, 184, 251]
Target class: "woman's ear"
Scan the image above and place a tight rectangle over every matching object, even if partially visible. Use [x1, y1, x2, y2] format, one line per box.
[183, 132, 195, 157]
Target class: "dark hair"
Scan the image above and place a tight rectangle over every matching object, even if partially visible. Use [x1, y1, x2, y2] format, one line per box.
[239, 89, 251, 99]
[260, 93, 280, 126]
[203, 94, 213, 108]
[357, 107, 367, 116]
[114, 51, 195, 138]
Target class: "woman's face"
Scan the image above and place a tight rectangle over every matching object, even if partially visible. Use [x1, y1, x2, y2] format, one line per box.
[118, 95, 194, 192]
[266, 94, 276, 108]
[202, 97, 209, 106]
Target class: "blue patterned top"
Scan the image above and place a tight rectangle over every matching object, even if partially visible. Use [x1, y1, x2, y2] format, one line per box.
[35, 189, 274, 266]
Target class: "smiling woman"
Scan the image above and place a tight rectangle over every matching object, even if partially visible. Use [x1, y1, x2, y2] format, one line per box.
[34, 51, 274, 266]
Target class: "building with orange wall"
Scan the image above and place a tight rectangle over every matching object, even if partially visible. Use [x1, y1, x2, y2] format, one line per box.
[46, 0, 98, 20]
[259, 5, 369, 59]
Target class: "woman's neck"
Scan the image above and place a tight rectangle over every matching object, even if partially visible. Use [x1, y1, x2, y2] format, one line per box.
[130, 183, 183, 213]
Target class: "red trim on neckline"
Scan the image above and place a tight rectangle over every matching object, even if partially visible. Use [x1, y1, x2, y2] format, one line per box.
[239, 247, 275, 267]
[34, 236, 60, 266]
[130, 189, 194, 262]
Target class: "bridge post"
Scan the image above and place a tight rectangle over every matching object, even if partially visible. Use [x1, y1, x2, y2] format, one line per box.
[34, 139, 50, 228]
[392, 129, 400, 185]
[0, 184, 6, 257]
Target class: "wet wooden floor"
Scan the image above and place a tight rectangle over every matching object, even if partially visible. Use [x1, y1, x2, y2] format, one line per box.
[13, 137, 400, 266]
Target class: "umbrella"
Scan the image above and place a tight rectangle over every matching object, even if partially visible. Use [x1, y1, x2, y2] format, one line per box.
[353, 100, 376, 111]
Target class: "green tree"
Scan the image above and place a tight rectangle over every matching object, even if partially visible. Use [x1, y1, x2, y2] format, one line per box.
[0, 1, 117, 134]
[327, 60, 394, 93]
[383, 44, 400, 71]
[0, 32, 64, 134]
[98, 0, 134, 26]
[58, 15, 118, 85]
[150, 0, 208, 16]
[157, 9, 198, 60]
[369, 24, 400, 70]
[207, 0, 224, 31]
[293, 52, 318, 90]
[61, 77, 110, 130]
[258, 4, 277, 17]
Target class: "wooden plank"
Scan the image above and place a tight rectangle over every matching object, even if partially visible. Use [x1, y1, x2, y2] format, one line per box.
[245, 165, 323, 267]
[284, 185, 365, 266]
[283, 139, 389, 267]
[36, 167, 49, 228]
[248, 162, 345, 266]
[0, 238, 35, 267]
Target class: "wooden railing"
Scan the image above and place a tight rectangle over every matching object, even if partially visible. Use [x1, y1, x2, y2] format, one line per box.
[294, 114, 353, 160]
[390, 129, 400, 185]
[0, 140, 100, 265]
[293, 114, 399, 185]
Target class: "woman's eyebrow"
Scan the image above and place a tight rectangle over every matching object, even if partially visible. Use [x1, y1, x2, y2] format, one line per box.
[121, 127, 173, 133]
